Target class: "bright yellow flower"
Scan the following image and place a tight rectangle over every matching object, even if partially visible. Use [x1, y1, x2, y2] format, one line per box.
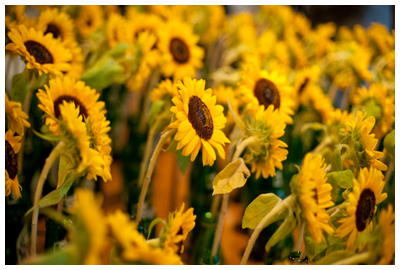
[37, 8, 76, 43]
[5, 130, 22, 199]
[106, 13, 126, 48]
[376, 204, 395, 265]
[151, 78, 180, 103]
[5, 93, 30, 135]
[75, 5, 104, 38]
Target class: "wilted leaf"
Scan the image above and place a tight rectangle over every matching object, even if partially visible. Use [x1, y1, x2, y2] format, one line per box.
[265, 213, 297, 252]
[212, 158, 250, 195]
[242, 193, 288, 229]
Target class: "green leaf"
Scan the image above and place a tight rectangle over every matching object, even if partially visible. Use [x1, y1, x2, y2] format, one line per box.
[148, 100, 165, 126]
[10, 69, 29, 104]
[326, 170, 354, 201]
[175, 148, 191, 173]
[300, 122, 326, 134]
[30, 72, 48, 91]
[212, 158, 250, 195]
[147, 218, 167, 239]
[265, 213, 297, 252]
[303, 227, 328, 262]
[33, 129, 61, 142]
[227, 99, 245, 131]
[242, 193, 288, 229]
[24, 246, 76, 265]
[166, 139, 178, 153]
[331, 144, 349, 172]
[384, 129, 395, 163]
[314, 250, 355, 265]
[25, 171, 77, 216]
[106, 42, 130, 58]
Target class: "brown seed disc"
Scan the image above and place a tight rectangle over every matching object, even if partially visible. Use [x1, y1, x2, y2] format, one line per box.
[24, 40, 54, 64]
[170, 38, 190, 64]
[188, 96, 213, 140]
[355, 188, 376, 232]
[45, 23, 61, 39]
[298, 78, 309, 95]
[253, 78, 281, 109]
[5, 140, 18, 180]
[53, 95, 89, 120]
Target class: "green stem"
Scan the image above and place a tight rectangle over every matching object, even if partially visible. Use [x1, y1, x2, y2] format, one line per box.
[211, 136, 257, 258]
[31, 141, 67, 257]
[241, 195, 295, 265]
[312, 136, 332, 155]
[138, 68, 160, 133]
[332, 252, 371, 265]
[136, 129, 175, 223]
[327, 201, 350, 216]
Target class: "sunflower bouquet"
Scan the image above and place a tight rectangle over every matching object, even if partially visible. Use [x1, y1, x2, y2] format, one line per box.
[4, 5, 395, 265]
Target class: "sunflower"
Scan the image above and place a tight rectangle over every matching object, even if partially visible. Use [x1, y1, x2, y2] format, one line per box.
[376, 204, 395, 265]
[243, 105, 288, 179]
[367, 23, 394, 55]
[336, 167, 387, 250]
[291, 153, 334, 244]
[150, 78, 180, 103]
[353, 83, 395, 139]
[293, 65, 321, 107]
[107, 209, 183, 265]
[5, 130, 22, 199]
[62, 40, 85, 80]
[106, 12, 126, 48]
[86, 107, 113, 182]
[159, 19, 204, 81]
[75, 5, 104, 38]
[239, 62, 295, 124]
[169, 77, 230, 166]
[58, 101, 105, 180]
[37, 8, 76, 43]
[199, 5, 226, 46]
[124, 12, 163, 47]
[341, 111, 387, 171]
[36, 76, 105, 135]
[162, 203, 196, 255]
[5, 25, 72, 76]
[310, 86, 335, 121]
[71, 188, 107, 265]
[5, 93, 31, 135]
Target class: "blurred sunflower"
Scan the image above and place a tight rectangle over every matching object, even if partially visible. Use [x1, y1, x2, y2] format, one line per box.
[5, 130, 22, 199]
[36, 77, 105, 135]
[106, 12, 126, 48]
[62, 40, 85, 80]
[37, 8, 76, 43]
[376, 204, 395, 265]
[107, 209, 183, 265]
[367, 23, 394, 55]
[291, 154, 334, 243]
[243, 105, 288, 179]
[125, 12, 163, 46]
[159, 19, 204, 80]
[6, 25, 72, 76]
[162, 203, 196, 255]
[169, 77, 230, 166]
[75, 5, 104, 38]
[293, 65, 321, 107]
[310, 86, 335, 121]
[341, 111, 387, 171]
[213, 84, 241, 124]
[336, 167, 387, 250]
[353, 83, 395, 139]
[150, 78, 180, 102]
[239, 62, 294, 124]
[5, 93, 31, 135]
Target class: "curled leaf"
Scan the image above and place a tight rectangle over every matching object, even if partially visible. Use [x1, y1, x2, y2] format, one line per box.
[212, 158, 250, 195]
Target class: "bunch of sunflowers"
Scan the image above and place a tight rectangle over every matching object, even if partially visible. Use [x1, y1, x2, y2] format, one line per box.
[4, 5, 395, 265]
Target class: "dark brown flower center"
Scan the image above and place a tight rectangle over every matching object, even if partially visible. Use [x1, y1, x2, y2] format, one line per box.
[5, 140, 18, 180]
[176, 227, 184, 255]
[298, 78, 309, 95]
[312, 187, 319, 204]
[254, 78, 281, 109]
[24, 40, 54, 65]
[170, 38, 190, 64]
[86, 19, 92, 27]
[188, 96, 213, 140]
[45, 23, 61, 39]
[53, 95, 89, 121]
[355, 188, 376, 232]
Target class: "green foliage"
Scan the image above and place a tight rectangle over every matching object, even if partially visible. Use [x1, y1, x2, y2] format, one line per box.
[242, 193, 288, 230]
[212, 158, 250, 195]
[148, 101, 165, 126]
[330, 144, 350, 172]
[147, 218, 167, 239]
[384, 129, 395, 163]
[265, 213, 297, 252]
[303, 227, 328, 262]
[326, 170, 354, 201]
[10, 69, 29, 105]
[314, 250, 355, 265]
[175, 148, 191, 173]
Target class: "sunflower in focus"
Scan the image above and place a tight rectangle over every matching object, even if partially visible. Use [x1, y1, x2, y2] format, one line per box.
[162, 203, 196, 255]
[243, 105, 288, 179]
[5, 93, 31, 135]
[107, 209, 183, 265]
[336, 167, 387, 250]
[353, 83, 395, 139]
[6, 25, 72, 76]
[169, 77, 230, 166]
[341, 111, 387, 171]
[291, 153, 334, 244]
[159, 19, 204, 80]
[151, 78, 180, 102]
[239, 62, 295, 124]
[36, 77, 105, 135]
[5, 130, 22, 199]
[376, 204, 395, 265]
[37, 8, 76, 43]
[106, 12, 126, 48]
[75, 5, 104, 38]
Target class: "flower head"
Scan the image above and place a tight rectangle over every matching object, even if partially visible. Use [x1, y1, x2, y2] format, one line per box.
[5, 130, 22, 199]
[5, 93, 31, 135]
